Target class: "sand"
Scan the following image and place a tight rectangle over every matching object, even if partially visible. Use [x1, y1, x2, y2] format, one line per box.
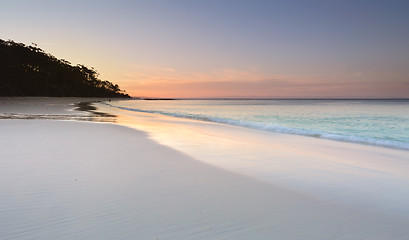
[97, 101, 409, 216]
[1, 97, 409, 239]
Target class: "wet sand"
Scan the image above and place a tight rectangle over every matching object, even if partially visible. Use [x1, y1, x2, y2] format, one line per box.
[1, 97, 408, 239]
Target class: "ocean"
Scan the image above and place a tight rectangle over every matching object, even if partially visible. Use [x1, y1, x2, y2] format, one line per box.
[108, 99, 409, 151]
[2, 100, 409, 239]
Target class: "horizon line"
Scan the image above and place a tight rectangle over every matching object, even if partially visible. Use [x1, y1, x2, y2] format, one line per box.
[130, 97, 409, 101]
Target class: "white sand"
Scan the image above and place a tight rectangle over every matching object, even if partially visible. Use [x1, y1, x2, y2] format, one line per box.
[1, 98, 409, 239]
[97, 101, 409, 216]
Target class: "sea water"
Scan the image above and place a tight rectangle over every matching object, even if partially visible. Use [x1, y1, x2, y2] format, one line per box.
[108, 99, 409, 151]
[105, 99, 409, 215]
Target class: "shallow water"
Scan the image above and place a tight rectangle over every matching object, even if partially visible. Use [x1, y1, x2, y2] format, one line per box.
[2, 104, 409, 239]
[98, 102, 409, 218]
[108, 99, 409, 150]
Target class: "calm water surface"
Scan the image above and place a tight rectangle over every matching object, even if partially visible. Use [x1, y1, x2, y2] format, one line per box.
[109, 99, 409, 150]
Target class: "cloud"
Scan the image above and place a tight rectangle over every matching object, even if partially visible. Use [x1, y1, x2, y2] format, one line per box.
[127, 76, 409, 98]
[119, 64, 409, 98]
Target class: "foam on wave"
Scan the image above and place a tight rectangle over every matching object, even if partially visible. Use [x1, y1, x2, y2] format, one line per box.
[108, 103, 409, 151]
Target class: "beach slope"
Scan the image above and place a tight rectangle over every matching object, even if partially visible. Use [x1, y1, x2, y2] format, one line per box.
[0, 98, 408, 239]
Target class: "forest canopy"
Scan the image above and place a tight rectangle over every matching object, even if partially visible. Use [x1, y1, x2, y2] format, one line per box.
[0, 39, 130, 98]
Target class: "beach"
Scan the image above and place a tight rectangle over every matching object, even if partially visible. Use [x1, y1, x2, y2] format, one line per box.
[1, 97, 409, 239]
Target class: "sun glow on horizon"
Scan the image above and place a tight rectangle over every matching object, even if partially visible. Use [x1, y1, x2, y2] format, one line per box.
[116, 65, 409, 99]
[2, 0, 408, 98]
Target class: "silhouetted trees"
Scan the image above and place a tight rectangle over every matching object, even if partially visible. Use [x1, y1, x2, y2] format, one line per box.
[0, 39, 130, 98]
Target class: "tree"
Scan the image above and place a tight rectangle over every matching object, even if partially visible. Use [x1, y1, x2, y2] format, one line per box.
[0, 39, 130, 98]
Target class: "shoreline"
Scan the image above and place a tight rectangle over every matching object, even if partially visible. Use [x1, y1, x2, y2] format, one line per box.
[104, 99, 409, 151]
[96, 100, 409, 215]
[1, 97, 409, 239]
[0, 97, 117, 122]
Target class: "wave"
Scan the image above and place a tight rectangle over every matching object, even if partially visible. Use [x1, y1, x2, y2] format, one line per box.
[107, 103, 409, 151]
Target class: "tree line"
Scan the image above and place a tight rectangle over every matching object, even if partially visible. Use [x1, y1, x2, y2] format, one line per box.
[0, 39, 130, 98]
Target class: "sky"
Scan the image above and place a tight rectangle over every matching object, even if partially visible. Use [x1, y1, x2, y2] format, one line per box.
[1, 0, 409, 98]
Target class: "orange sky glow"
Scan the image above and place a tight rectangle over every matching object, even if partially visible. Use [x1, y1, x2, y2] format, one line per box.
[2, 1, 408, 98]
[119, 66, 409, 98]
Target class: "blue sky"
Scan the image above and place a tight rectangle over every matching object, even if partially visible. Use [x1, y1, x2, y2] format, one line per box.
[1, 0, 409, 97]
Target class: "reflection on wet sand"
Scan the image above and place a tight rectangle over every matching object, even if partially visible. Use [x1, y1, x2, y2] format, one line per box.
[0, 101, 116, 123]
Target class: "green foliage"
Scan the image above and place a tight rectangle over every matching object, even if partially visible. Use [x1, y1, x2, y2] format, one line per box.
[0, 39, 130, 98]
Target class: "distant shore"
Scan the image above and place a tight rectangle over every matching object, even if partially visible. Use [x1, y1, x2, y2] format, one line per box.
[1, 97, 409, 239]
